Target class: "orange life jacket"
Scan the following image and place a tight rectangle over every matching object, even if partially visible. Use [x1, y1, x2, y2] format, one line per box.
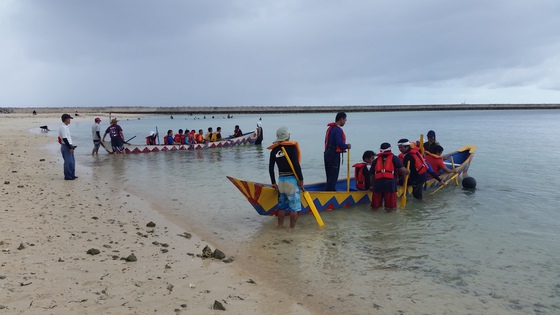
[324, 122, 346, 153]
[352, 162, 368, 190]
[267, 141, 301, 163]
[195, 134, 204, 143]
[406, 147, 428, 175]
[374, 152, 396, 179]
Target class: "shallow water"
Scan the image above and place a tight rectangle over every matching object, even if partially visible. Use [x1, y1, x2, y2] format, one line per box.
[54, 109, 560, 314]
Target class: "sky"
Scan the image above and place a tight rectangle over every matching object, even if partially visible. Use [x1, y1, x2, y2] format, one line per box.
[1, 0, 560, 107]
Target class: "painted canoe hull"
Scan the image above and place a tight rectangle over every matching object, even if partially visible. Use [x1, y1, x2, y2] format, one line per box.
[228, 145, 476, 216]
[112, 130, 257, 154]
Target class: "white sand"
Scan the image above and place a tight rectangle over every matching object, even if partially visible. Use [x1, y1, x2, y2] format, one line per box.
[0, 113, 311, 314]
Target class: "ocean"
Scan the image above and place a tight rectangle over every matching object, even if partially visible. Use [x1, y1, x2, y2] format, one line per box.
[54, 109, 560, 314]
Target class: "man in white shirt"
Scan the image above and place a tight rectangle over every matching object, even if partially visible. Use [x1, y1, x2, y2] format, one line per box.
[91, 117, 102, 155]
[59, 113, 77, 180]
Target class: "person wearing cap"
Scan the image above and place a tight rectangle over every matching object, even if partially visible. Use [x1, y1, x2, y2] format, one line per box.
[370, 143, 409, 211]
[91, 117, 102, 155]
[397, 138, 443, 200]
[59, 114, 77, 180]
[267, 127, 304, 231]
[423, 130, 440, 153]
[102, 118, 125, 153]
[145, 130, 158, 145]
[255, 121, 263, 145]
[324, 112, 351, 191]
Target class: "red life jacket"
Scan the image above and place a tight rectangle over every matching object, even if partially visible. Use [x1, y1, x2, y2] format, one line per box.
[406, 147, 428, 175]
[352, 162, 368, 190]
[324, 122, 346, 153]
[174, 134, 182, 143]
[57, 136, 62, 144]
[374, 152, 396, 179]
[146, 136, 156, 145]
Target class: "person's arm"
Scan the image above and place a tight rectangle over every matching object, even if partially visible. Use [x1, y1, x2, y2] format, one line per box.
[62, 138, 73, 150]
[102, 131, 108, 141]
[333, 127, 350, 150]
[96, 131, 101, 139]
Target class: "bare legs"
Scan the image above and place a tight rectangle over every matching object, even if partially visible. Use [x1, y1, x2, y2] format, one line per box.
[277, 210, 299, 232]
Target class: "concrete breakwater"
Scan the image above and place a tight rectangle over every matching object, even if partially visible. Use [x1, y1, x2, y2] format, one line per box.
[2, 103, 560, 115]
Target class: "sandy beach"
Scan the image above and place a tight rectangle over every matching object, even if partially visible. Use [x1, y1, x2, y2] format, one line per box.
[0, 113, 311, 314]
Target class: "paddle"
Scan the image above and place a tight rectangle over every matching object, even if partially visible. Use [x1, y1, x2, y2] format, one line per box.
[420, 134, 424, 155]
[430, 173, 459, 195]
[99, 140, 112, 154]
[124, 135, 136, 144]
[346, 149, 351, 192]
[156, 126, 160, 145]
[400, 161, 411, 207]
[450, 157, 459, 186]
[280, 146, 325, 228]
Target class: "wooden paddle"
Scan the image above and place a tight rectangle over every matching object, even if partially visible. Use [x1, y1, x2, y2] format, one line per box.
[450, 157, 459, 186]
[280, 146, 325, 228]
[430, 173, 459, 195]
[156, 126, 160, 145]
[346, 149, 351, 192]
[420, 134, 424, 155]
[99, 140, 112, 154]
[400, 161, 411, 207]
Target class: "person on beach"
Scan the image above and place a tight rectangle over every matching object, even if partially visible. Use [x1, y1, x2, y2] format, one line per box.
[268, 126, 304, 231]
[371, 143, 409, 211]
[423, 130, 440, 153]
[353, 150, 375, 190]
[102, 118, 125, 153]
[91, 117, 102, 155]
[255, 121, 263, 145]
[230, 125, 243, 138]
[324, 112, 351, 191]
[58, 113, 77, 180]
[397, 139, 443, 200]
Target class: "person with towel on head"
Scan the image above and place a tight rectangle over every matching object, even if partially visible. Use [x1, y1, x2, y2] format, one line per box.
[371, 143, 409, 211]
[255, 121, 264, 145]
[146, 130, 158, 145]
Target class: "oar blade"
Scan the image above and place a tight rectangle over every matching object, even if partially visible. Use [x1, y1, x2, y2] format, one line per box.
[303, 191, 325, 228]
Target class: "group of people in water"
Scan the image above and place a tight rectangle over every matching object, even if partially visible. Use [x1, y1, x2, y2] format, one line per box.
[268, 111, 458, 231]
[144, 124, 259, 146]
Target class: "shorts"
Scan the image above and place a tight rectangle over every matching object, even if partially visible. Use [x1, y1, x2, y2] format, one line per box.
[111, 140, 125, 152]
[277, 176, 301, 213]
[371, 192, 397, 209]
[93, 140, 101, 148]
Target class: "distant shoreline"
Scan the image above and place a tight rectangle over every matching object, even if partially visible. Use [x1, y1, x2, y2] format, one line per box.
[2, 103, 560, 114]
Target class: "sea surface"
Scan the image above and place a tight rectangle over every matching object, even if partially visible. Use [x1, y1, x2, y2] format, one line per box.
[48, 110, 560, 314]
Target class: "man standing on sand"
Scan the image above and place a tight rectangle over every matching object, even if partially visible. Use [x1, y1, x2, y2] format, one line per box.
[58, 113, 77, 180]
[324, 112, 351, 191]
[91, 117, 102, 155]
[102, 118, 125, 153]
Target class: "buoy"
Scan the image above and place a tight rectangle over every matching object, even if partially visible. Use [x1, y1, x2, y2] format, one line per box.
[462, 176, 477, 189]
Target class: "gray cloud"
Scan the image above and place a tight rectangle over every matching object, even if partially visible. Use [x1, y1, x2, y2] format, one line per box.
[1, 0, 559, 107]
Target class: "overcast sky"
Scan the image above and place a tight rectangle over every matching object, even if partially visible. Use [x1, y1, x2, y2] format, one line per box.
[1, 0, 560, 107]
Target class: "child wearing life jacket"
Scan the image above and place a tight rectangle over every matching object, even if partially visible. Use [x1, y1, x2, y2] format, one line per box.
[353, 150, 375, 190]
[372, 142, 409, 211]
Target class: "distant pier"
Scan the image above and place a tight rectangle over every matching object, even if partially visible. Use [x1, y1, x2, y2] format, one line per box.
[2, 103, 560, 115]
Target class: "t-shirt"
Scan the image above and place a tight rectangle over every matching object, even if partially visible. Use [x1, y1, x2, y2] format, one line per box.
[105, 124, 123, 141]
[59, 123, 72, 145]
[92, 123, 101, 141]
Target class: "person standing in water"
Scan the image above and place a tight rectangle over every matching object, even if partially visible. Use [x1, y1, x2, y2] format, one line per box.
[324, 112, 351, 191]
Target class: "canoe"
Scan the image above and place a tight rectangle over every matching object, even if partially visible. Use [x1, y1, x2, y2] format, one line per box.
[112, 131, 257, 154]
[227, 145, 476, 216]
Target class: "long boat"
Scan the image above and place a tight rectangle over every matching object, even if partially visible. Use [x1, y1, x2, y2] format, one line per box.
[111, 131, 257, 154]
[227, 145, 476, 216]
